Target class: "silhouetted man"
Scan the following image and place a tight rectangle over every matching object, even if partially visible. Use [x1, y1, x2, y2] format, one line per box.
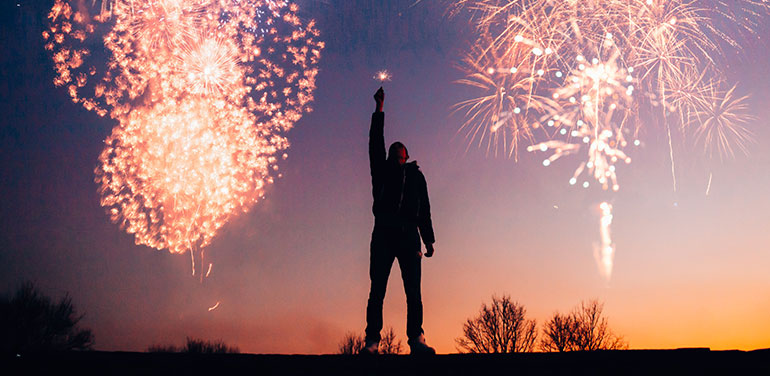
[362, 87, 436, 355]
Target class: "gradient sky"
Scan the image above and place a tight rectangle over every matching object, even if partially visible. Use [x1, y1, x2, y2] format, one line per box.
[1, 1, 769, 354]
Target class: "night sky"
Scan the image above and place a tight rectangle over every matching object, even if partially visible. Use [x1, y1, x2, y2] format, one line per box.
[1, 1, 769, 354]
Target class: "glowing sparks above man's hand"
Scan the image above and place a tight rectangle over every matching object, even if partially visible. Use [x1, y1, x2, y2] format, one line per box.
[374, 70, 392, 83]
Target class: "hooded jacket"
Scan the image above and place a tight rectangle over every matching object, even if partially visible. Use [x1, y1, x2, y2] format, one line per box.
[369, 112, 435, 245]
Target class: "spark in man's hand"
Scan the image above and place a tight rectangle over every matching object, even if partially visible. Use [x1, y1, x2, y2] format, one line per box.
[374, 70, 392, 83]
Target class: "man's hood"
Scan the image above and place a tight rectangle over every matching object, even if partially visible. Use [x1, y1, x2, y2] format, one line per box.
[404, 161, 420, 173]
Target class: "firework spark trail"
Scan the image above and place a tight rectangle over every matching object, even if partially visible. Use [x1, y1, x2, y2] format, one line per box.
[452, 0, 767, 280]
[667, 121, 678, 193]
[706, 171, 713, 196]
[45, 0, 323, 275]
[594, 202, 615, 281]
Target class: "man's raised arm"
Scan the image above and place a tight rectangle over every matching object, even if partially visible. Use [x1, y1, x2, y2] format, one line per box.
[369, 87, 386, 186]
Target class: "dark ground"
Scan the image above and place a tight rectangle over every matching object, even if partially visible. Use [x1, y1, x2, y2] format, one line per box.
[3, 348, 769, 375]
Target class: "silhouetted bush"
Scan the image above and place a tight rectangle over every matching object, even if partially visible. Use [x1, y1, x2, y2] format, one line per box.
[456, 295, 537, 353]
[183, 337, 240, 354]
[378, 327, 403, 354]
[147, 337, 240, 354]
[541, 299, 628, 351]
[0, 281, 93, 354]
[146, 344, 180, 353]
[336, 327, 402, 354]
[337, 332, 364, 354]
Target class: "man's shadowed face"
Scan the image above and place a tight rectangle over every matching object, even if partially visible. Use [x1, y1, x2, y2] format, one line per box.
[394, 147, 408, 166]
[389, 142, 409, 166]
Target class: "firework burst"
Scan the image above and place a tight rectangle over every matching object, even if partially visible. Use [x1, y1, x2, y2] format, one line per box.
[539, 38, 635, 191]
[453, 0, 768, 280]
[692, 84, 755, 162]
[45, 0, 323, 275]
[453, 33, 556, 159]
[453, 0, 766, 171]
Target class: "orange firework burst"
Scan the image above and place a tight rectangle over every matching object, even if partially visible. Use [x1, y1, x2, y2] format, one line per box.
[45, 0, 323, 273]
[95, 97, 283, 255]
[177, 36, 245, 98]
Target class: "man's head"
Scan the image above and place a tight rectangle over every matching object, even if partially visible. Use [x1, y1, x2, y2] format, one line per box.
[388, 142, 409, 166]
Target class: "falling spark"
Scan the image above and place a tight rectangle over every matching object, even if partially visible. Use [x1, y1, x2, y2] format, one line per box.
[667, 123, 678, 193]
[208, 301, 221, 311]
[706, 171, 713, 196]
[45, 0, 324, 273]
[594, 202, 615, 282]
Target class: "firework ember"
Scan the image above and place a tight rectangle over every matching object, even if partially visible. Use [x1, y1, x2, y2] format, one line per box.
[453, 0, 768, 280]
[45, 0, 323, 272]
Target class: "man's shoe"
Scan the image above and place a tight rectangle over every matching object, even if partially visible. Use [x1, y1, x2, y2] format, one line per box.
[408, 335, 436, 355]
[360, 340, 379, 355]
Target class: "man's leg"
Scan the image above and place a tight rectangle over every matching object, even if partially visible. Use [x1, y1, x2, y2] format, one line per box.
[397, 234, 423, 342]
[365, 228, 395, 343]
[398, 229, 434, 354]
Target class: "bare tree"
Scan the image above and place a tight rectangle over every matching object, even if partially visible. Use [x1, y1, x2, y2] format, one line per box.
[378, 327, 403, 354]
[0, 282, 93, 354]
[571, 300, 627, 350]
[337, 331, 364, 354]
[540, 312, 575, 352]
[540, 299, 628, 352]
[456, 295, 537, 353]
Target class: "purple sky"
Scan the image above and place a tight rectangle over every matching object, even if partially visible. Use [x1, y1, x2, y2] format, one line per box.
[1, 1, 769, 353]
